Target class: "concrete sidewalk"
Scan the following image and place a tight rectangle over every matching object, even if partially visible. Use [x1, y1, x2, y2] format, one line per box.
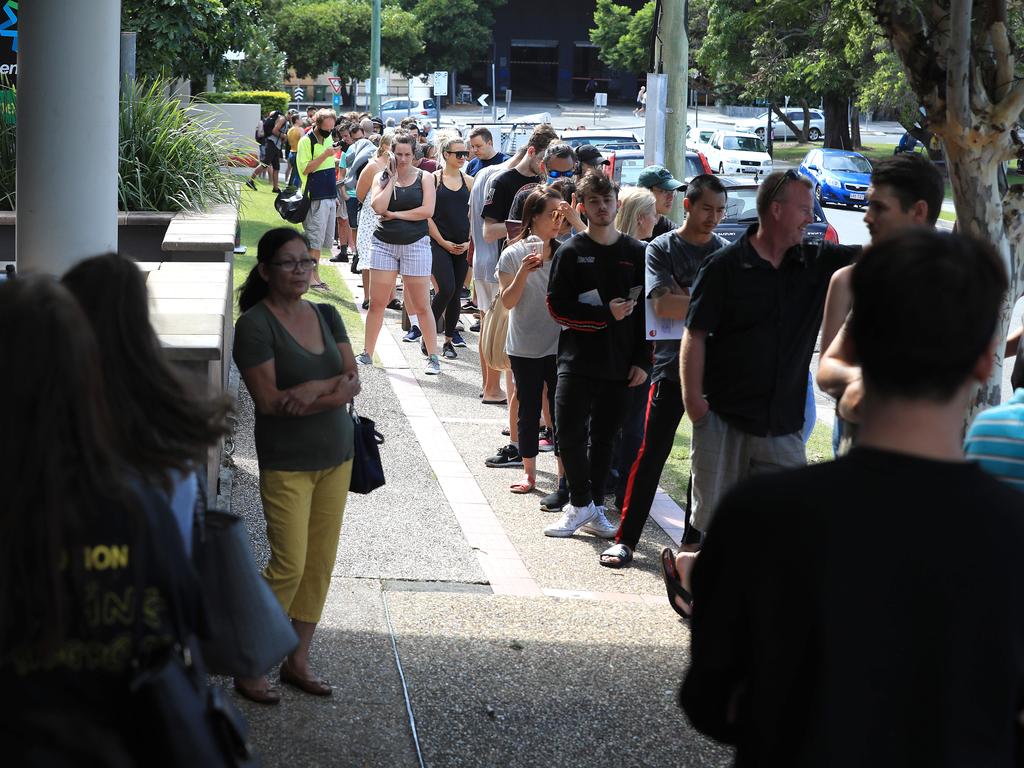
[218, 264, 734, 767]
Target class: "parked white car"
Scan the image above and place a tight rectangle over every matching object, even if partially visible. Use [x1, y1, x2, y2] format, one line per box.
[703, 131, 774, 176]
[686, 127, 715, 151]
[734, 108, 825, 141]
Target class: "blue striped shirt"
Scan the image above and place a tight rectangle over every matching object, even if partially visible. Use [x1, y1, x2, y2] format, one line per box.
[964, 388, 1024, 491]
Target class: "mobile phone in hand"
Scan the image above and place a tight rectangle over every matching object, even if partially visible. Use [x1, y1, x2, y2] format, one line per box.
[628, 285, 643, 302]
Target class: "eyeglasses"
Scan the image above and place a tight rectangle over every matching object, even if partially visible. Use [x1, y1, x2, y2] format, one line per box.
[446, 150, 471, 159]
[270, 258, 317, 272]
[547, 168, 576, 179]
[768, 169, 799, 204]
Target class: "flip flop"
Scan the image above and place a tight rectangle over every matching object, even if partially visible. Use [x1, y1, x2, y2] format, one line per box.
[599, 543, 634, 569]
[509, 476, 535, 494]
[482, 398, 508, 405]
[659, 547, 694, 619]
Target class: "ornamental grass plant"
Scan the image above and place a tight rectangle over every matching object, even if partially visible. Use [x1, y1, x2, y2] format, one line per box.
[0, 81, 241, 213]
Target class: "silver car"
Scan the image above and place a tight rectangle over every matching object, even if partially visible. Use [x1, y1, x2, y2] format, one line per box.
[378, 98, 438, 123]
[735, 108, 824, 141]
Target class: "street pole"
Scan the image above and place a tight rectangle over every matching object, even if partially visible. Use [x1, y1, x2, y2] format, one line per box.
[661, 0, 688, 224]
[370, 0, 381, 116]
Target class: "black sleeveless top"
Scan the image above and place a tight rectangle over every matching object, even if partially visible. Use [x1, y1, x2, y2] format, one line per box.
[375, 170, 428, 245]
[432, 172, 471, 245]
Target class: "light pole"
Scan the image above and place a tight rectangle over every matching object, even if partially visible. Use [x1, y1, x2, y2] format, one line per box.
[662, 0, 688, 224]
[370, 0, 381, 116]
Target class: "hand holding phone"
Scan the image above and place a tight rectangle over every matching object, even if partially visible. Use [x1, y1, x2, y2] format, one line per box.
[627, 285, 643, 302]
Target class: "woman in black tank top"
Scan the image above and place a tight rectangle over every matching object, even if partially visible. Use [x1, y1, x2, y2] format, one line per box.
[427, 136, 474, 358]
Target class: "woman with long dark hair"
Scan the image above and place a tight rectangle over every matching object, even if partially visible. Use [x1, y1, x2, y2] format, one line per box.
[233, 227, 360, 703]
[62, 253, 233, 555]
[496, 187, 566, 495]
[0, 276, 201, 763]
[427, 134, 474, 359]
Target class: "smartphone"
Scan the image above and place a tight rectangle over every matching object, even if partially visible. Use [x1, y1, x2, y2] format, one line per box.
[628, 285, 643, 302]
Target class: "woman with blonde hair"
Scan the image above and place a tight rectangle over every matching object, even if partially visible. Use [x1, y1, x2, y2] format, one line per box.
[615, 186, 659, 241]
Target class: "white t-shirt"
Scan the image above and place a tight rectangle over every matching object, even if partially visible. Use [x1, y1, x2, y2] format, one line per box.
[496, 240, 560, 359]
[470, 164, 504, 283]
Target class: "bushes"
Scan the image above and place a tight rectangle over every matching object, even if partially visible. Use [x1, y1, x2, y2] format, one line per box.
[201, 90, 290, 116]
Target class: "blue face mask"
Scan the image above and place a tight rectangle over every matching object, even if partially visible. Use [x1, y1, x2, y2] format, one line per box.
[547, 169, 575, 179]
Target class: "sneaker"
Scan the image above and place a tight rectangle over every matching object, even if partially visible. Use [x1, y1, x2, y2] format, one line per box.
[544, 503, 598, 538]
[538, 428, 555, 452]
[485, 444, 522, 468]
[450, 330, 467, 348]
[579, 505, 619, 539]
[356, 351, 373, 366]
[460, 287, 471, 299]
[469, 320, 481, 333]
[455, 321, 465, 332]
[245, 179, 257, 190]
[272, 187, 282, 194]
[420, 339, 428, 357]
[329, 251, 349, 263]
[442, 341, 457, 360]
[424, 354, 441, 375]
[387, 298, 403, 311]
[361, 299, 369, 310]
[402, 325, 422, 342]
[539, 485, 570, 512]
[461, 299, 477, 312]
[350, 253, 361, 274]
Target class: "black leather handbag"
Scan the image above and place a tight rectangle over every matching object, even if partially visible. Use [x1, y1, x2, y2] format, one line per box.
[349, 401, 385, 494]
[274, 135, 315, 223]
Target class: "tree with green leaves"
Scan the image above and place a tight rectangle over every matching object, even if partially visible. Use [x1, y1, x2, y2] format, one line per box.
[396, 0, 506, 77]
[589, 0, 656, 75]
[274, 0, 422, 97]
[874, 0, 1024, 417]
[219, 27, 287, 91]
[122, 0, 260, 85]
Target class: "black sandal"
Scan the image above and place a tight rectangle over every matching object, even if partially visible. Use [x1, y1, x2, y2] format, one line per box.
[659, 547, 693, 619]
[599, 543, 633, 569]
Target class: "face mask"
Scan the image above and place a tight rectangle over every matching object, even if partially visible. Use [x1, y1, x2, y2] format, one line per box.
[319, 127, 332, 139]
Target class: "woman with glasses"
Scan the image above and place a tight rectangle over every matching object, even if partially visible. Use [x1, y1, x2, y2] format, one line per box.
[427, 134, 474, 359]
[233, 228, 361, 703]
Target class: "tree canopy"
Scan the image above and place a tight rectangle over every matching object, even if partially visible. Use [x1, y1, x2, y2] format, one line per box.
[589, 0, 656, 75]
[396, 0, 506, 76]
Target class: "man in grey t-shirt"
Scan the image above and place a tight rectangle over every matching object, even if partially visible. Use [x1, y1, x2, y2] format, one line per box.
[600, 175, 728, 568]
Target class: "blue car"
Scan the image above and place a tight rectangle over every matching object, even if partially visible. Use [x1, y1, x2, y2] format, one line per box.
[798, 148, 872, 208]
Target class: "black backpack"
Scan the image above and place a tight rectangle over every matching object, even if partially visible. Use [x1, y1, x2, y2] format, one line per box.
[275, 133, 318, 223]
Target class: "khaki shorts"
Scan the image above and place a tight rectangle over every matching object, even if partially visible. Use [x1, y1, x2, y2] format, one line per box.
[304, 198, 337, 251]
[689, 410, 805, 533]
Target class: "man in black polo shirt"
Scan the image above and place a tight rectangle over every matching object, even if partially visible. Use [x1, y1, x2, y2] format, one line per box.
[681, 170, 856, 543]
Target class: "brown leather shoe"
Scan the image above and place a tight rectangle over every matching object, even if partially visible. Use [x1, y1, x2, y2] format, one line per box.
[280, 660, 332, 697]
[233, 681, 281, 705]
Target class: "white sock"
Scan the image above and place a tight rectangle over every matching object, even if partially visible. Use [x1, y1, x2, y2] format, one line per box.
[409, 314, 419, 327]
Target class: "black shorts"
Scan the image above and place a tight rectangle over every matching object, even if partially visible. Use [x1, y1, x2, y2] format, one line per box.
[346, 197, 361, 224]
[263, 140, 281, 170]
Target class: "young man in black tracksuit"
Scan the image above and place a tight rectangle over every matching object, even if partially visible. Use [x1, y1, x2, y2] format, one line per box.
[544, 174, 652, 538]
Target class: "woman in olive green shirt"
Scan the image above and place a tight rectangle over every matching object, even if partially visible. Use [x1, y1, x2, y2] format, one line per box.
[233, 227, 360, 704]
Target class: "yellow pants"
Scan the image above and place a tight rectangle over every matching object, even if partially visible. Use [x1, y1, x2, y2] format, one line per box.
[258, 460, 352, 623]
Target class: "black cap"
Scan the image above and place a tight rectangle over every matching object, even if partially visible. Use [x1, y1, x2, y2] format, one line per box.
[576, 144, 609, 166]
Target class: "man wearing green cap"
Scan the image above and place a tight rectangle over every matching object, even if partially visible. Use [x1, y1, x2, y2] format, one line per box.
[637, 165, 683, 240]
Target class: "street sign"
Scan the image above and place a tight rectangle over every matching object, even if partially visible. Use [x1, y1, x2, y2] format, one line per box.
[363, 77, 389, 94]
[478, 93, 489, 107]
[328, 76, 343, 95]
[293, 86, 305, 101]
[333, 93, 341, 108]
[432, 71, 448, 96]
[594, 92, 608, 107]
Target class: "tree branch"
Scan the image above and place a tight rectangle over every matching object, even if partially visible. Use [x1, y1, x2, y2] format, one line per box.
[947, 0, 972, 134]
[993, 78, 1024, 127]
[989, 0, 1013, 102]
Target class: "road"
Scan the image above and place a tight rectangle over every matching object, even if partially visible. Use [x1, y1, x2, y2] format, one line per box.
[822, 203, 870, 245]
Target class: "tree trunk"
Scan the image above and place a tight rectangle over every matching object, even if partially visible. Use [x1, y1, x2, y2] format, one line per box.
[944, 143, 1021, 416]
[823, 92, 851, 150]
[771, 103, 805, 142]
[799, 97, 811, 143]
[850, 106, 862, 149]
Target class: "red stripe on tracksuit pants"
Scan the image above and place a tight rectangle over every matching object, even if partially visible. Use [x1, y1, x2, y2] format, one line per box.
[615, 378, 686, 549]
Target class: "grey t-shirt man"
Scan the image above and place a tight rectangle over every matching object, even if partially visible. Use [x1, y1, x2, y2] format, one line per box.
[470, 163, 505, 284]
[646, 230, 726, 383]
[496, 240, 560, 358]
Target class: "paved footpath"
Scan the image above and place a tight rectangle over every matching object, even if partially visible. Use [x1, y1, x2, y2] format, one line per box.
[217, 263, 734, 767]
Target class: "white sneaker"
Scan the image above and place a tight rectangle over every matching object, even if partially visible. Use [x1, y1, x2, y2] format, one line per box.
[544, 503, 597, 538]
[424, 354, 441, 375]
[580, 505, 619, 539]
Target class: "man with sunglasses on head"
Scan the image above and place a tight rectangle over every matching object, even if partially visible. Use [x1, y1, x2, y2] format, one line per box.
[677, 170, 857, 561]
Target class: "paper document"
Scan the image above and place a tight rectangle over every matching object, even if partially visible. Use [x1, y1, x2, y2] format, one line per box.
[644, 278, 686, 341]
[577, 289, 602, 307]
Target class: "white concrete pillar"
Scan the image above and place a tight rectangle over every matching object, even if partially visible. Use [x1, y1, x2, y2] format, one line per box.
[16, 0, 120, 275]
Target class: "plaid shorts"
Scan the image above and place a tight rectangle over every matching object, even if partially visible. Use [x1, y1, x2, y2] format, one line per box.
[369, 235, 432, 277]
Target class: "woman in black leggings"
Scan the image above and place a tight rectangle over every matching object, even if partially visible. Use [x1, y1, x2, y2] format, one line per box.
[427, 135, 474, 359]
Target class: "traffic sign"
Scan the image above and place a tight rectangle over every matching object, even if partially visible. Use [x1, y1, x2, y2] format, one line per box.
[363, 77, 389, 94]
[432, 71, 448, 96]
[293, 86, 305, 101]
[478, 93, 489, 107]
[328, 76, 343, 95]
[333, 93, 341, 108]
[594, 92, 608, 107]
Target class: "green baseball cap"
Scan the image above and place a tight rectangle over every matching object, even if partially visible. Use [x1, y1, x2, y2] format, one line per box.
[637, 165, 684, 191]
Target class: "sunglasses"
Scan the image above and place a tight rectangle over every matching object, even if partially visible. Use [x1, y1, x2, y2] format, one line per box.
[547, 168, 575, 179]
[768, 169, 799, 204]
[446, 150, 471, 159]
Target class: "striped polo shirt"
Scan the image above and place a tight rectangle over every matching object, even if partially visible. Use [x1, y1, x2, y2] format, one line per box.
[964, 388, 1024, 491]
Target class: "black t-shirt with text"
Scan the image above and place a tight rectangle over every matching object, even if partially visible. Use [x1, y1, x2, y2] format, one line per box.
[483, 168, 541, 252]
